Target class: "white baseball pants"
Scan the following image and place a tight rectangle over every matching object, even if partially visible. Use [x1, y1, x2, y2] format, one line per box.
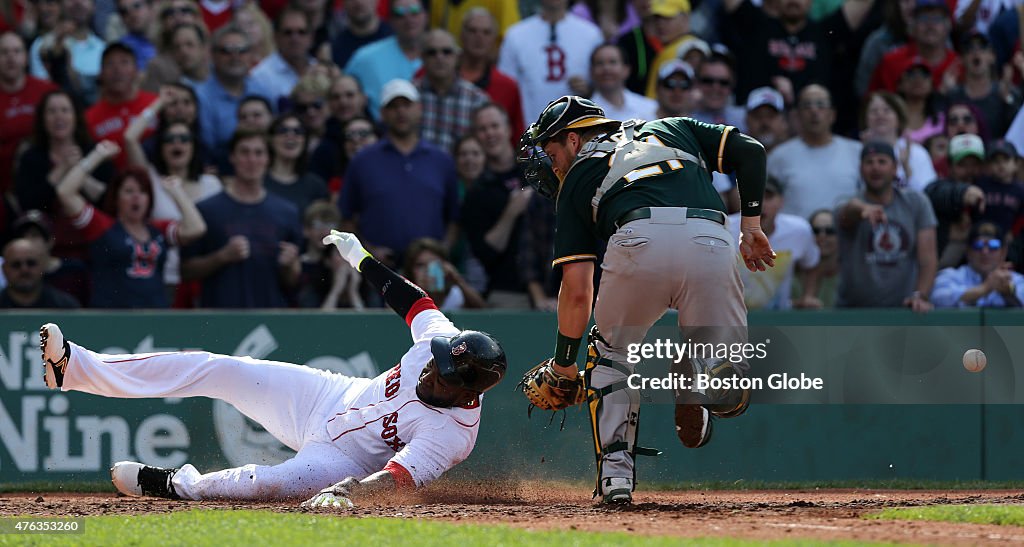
[62, 343, 371, 500]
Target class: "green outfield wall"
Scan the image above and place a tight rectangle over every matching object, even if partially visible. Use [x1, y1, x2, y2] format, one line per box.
[0, 309, 1021, 487]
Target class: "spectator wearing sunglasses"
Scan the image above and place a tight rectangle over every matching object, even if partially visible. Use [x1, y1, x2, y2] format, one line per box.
[691, 51, 745, 130]
[416, 29, 488, 153]
[251, 7, 318, 111]
[791, 209, 841, 308]
[345, 0, 428, 119]
[653, 60, 698, 119]
[0, 238, 80, 309]
[931, 222, 1023, 307]
[290, 69, 331, 152]
[196, 25, 270, 169]
[124, 89, 222, 296]
[264, 113, 328, 216]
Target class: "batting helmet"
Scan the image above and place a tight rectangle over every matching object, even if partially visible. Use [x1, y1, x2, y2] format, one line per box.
[429, 331, 507, 394]
[517, 96, 619, 200]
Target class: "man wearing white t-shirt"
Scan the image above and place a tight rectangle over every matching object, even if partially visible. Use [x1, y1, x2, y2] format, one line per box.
[729, 177, 821, 310]
[588, 44, 657, 122]
[768, 84, 862, 219]
[498, 0, 603, 128]
[39, 231, 507, 507]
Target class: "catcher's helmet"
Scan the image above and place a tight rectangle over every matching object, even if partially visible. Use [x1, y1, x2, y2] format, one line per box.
[429, 330, 507, 394]
[517, 96, 618, 200]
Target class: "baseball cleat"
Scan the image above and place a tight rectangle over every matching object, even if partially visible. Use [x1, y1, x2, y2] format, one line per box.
[111, 461, 181, 499]
[40, 323, 71, 389]
[598, 479, 630, 506]
[675, 404, 713, 448]
[600, 477, 633, 504]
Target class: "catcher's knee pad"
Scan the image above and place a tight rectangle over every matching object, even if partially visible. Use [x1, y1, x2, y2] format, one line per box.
[584, 327, 659, 496]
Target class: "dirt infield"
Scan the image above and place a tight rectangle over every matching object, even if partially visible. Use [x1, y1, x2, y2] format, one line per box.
[3, 486, 1024, 545]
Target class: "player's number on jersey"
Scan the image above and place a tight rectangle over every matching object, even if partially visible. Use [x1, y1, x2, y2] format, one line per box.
[623, 159, 685, 184]
[607, 134, 685, 186]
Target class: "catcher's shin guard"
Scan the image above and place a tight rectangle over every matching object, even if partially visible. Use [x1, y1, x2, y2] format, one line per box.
[584, 327, 660, 499]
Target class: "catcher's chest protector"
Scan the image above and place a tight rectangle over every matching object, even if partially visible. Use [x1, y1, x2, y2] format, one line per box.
[576, 120, 707, 223]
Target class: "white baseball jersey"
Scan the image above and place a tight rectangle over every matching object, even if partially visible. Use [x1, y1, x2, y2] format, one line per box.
[498, 13, 604, 129]
[324, 308, 480, 488]
[59, 306, 485, 500]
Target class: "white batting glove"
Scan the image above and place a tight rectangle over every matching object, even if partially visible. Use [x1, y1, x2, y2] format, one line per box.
[322, 230, 371, 271]
[300, 491, 354, 509]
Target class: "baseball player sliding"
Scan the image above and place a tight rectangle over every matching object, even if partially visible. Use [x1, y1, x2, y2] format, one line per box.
[516, 96, 776, 504]
[38, 232, 507, 507]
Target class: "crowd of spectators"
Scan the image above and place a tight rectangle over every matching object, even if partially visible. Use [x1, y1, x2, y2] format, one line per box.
[2, 0, 1024, 312]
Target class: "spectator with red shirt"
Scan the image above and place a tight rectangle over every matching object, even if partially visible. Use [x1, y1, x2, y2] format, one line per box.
[55, 141, 207, 308]
[85, 43, 159, 169]
[870, 0, 959, 94]
[458, 7, 524, 143]
[0, 31, 57, 198]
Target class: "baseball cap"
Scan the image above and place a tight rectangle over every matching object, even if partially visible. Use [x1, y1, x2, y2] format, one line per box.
[861, 140, 896, 162]
[102, 41, 137, 64]
[745, 87, 784, 112]
[902, 57, 932, 76]
[949, 133, 985, 163]
[651, 0, 691, 17]
[380, 79, 420, 108]
[986, 139, 1018, 160]
[914, 0, 949, 13]
[12, 210, 53, 241]
[657, 59, 694, 84]
[676, 38, 710, 60]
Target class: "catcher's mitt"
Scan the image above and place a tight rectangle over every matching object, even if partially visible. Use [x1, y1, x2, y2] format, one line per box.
[516, 358, 586, 411]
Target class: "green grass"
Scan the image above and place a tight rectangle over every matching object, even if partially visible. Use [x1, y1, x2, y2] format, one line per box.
[644, 479, 1024, 491]
[0, 509, 892, 546]
[869, 504, 1024, 527]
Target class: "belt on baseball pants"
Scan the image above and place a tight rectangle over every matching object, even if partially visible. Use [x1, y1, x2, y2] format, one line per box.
[614, 207, 726, 230]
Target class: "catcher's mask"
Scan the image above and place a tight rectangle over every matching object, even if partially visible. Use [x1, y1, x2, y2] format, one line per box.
[517, 95, 617, 200]
[429, 330, 507, 394]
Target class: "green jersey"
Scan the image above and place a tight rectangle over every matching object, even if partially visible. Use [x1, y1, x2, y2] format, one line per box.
[552, 117, 735, 267]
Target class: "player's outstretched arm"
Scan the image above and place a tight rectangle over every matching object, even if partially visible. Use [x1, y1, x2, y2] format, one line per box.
[323, 230, 435, 321]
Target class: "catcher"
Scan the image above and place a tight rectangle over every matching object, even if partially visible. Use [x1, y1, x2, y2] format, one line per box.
[39, 231, 506, 507]
[517, 96, 775, 503]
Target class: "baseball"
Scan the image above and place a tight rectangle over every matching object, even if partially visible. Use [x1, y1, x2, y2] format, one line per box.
[963, 349, 987, 373]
